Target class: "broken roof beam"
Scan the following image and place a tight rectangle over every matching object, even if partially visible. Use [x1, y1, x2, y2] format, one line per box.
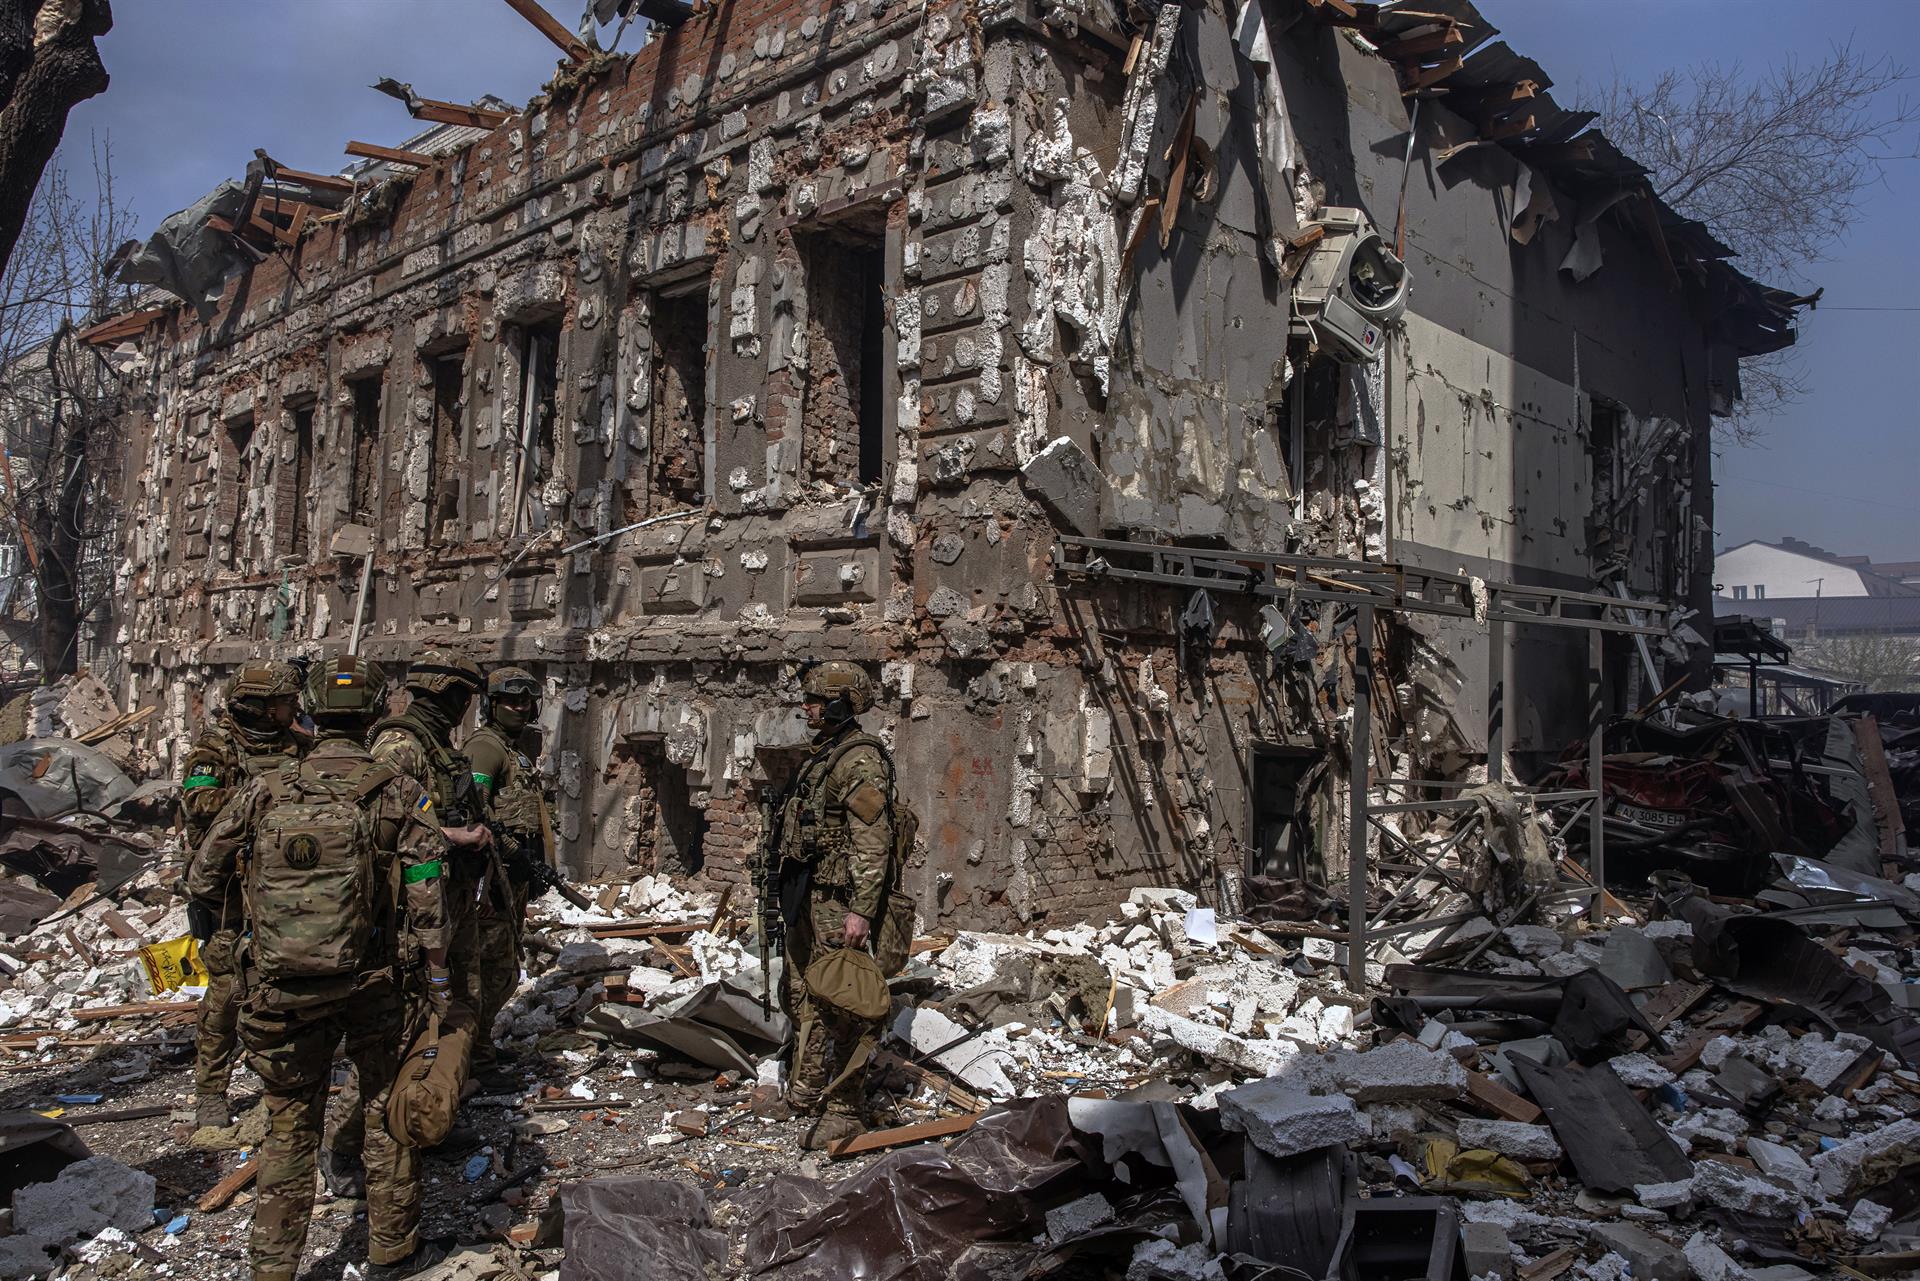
[501, 0, 594, 63]
[372, 79, 514, 130]
[254, 152, 354, 195]
[76, 308, 166, 346]
[1378, 24, 1464, 61]
[346, 140, 437, 168]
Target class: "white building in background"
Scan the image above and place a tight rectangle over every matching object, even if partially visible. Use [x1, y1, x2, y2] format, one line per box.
[1715, 538, 1912, 603]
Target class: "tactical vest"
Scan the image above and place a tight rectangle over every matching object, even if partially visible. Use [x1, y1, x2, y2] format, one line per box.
[780, 730, 919, 975]
[466, 725, 544, 834]
[371, 713, 477, 820]
[245, 757, 396, 984]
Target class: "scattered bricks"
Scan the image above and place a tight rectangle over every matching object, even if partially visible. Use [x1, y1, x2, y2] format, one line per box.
[1045, 1192, 1116, 1243]
[1328, 1040, 1468, 1104]
[669, 1110, 709, 1137]
[1812, 1117, 1920, 1198]
[1680, 1232, 1749, 1281]
[1456, 1119, 1562, 1163]
[1783, 1032, 1876, 1092]
[1845, 1198, 1891, 1242]
[1217, 1078, 1367, 1159]
[1460, 1221, 1513, 1281]
[1589, 1224, 1688, 1281]
[1691, 1158, 1801, 1219]
[1138, 1005, 1300, 1079]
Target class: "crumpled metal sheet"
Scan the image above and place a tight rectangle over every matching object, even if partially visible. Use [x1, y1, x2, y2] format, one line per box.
[558, 1177, 728, 1281]
[1665, 888, 1920, 1066]
[744, 1097, 1091, 1281]
[115, 181, 251, 319]
[0, 815, 153, 902]
[0, 739, 137, 819]
[582, 975, 789, 1074]
[1384, 964, 1665, 1063]
[1511, 1057, 1690, 1195]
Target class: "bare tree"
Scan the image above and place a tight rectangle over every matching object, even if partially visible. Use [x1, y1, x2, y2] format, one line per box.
[1799, 632, 1920, 694]
[0, 0, 113, 280]
[1586, 44, 1920, 438]
[0, 136, 137, 678]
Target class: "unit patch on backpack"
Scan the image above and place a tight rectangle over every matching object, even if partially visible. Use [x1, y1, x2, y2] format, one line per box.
[245, 760, 395, 985]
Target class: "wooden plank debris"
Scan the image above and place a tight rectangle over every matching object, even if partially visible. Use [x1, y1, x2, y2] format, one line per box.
[872, 1050, 985, 1114]
[198, 1157, 259, 1212]
[72, 1000, 200, 1022]
[589, 884, 735, 941]
[826, 1110, 983, 1159]
[1464, 1069, 1542, 1124]
[68, 1105, 171, 1126]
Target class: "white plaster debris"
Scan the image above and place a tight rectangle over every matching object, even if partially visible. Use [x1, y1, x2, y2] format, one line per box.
[1846, 1198, 1892, 1241]
[1045, 1192, 1116, 1243]
[1456, 1119, 1562, 1162]
[1682, 1232, 1751, 1281]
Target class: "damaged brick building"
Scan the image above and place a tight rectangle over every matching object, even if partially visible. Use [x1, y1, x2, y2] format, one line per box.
[90, 0, 1799, 930]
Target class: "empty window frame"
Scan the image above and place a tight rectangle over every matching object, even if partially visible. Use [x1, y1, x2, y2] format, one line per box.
[223, 412, 256, 562]
[1248, 746, 1323, 883]
[428, 353, 465, 543]
[281, 403, 314, 558]
[347, 373, 383, 526]
[797, 229, 886, 488]
[650, 283, 709, 509]
[508, 321, 561, 535]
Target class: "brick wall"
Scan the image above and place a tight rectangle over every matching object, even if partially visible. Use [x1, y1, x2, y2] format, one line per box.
[652, 290, 707, 507]
[800, 235, 870, 487]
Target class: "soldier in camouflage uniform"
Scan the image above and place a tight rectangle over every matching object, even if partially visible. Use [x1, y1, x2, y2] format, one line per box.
[178, 659, 304, 1132]
[464, 667, 549, 1076]
[325, 649, 491, 1183]
[187, 656, 454, 1281]
[774, 661, 897, 1151]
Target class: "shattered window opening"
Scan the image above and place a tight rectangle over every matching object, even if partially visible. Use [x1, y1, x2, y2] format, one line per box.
[650, 282, 709, 511]
[797, 228, 887, 489]
[283, 402, 313, 560]
[1249, 745, 1323, 883]
[347, 373, 383, 527]
[428, 352, 465, 545]
[221, 411, 255, 567]
[516, 320, 562, 534]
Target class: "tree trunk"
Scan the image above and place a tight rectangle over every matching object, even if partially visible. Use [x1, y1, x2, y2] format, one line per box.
[0, 0, 112, 279]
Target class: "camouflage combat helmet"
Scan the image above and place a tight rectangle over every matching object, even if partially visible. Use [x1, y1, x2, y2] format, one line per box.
[404, 649, 484, 699]
[303, 654, 390, 721]
[483, 666, 539, 731]
[800, 660, 874, 718]
[228, 660, 302, 704]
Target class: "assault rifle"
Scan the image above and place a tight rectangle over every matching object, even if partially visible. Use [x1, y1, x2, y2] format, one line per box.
[489, 820, 593, 911]
[753, 783, 785, 1018]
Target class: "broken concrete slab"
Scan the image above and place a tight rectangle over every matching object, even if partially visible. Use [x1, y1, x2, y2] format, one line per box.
[1455, 1119, 1562, 1162]
[1020, 436, 1109, 537]
[1216, 1077, 1367, 1159]
[1327, 1040, 1468, 1103]
[889, 1005, 1018, 1097]
[1460, 1221, 1513, 1280]
[1811, 1117, 1920, 1197]
[1681, 1232, 1749, 1281]
[1845, 1198, 1891, 1241]
[1742, 1138, 1813, 1191]
[1045, 1191, 1116, 1243]
[1690, 1158, 1801, 1218]
[1589, 1223, 1688, 1281]
[12, 1156, 156, 1259]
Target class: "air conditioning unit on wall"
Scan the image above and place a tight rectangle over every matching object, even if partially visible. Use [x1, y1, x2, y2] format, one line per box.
[1289, 207, 1410, 362]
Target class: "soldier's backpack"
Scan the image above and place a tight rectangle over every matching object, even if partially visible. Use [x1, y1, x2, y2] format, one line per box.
[245, 760, 395, 984]
[803, 733, 920, 977]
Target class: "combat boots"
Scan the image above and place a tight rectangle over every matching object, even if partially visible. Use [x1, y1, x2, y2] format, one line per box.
[801, 1112, 865, 1151]
[366, 1238, 454, 1280]
[193, 1093, 229, 1131]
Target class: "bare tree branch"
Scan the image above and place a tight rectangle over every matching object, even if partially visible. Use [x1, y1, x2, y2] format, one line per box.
[1584, 43, 1920, 440]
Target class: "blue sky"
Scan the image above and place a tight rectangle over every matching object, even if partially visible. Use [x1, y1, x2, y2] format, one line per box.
[59, 0, 1920, 562]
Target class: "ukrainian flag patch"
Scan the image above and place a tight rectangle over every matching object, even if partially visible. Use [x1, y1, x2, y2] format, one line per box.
[416, 794, 434, 813]
[334, 672, 356, 686]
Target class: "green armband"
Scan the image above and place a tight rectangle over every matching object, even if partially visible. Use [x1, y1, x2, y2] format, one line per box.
[182, 774, 219, 789]
[403, 860, 443, 884]
[472, 771, 493, 789]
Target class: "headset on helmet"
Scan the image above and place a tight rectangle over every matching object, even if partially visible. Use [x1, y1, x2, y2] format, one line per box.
[404, 649, 483, 699]
[800, 661, 874, 719]
[303, 655, 390, 720]
[228, 661, 302, 704]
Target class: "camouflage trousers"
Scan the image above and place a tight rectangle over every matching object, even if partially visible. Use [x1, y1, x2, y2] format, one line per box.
[474, 881, 529, 1065]
[192, 929, 241, 1098]
[241, 979, 419, 1280]
[782, 894, 884, 1118]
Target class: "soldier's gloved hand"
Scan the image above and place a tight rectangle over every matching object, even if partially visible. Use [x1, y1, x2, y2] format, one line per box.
[185, 901, 216, 945]
[842, 911, 871, 949]
[426, 964, 453, 1015]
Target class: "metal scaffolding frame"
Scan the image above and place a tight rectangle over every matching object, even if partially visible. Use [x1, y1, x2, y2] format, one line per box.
[1052, 535, 1674, 992]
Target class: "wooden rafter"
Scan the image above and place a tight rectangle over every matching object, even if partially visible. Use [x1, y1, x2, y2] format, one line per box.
[1400, 54, 1463, 95]
[76, 307, 165, 346]
[404, 96, 513, 130]
[1378, 24, 1463, 61]
[501, 0, 593, 63]
[260, 162, 354, 194]
[346, 140, 436, 168]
